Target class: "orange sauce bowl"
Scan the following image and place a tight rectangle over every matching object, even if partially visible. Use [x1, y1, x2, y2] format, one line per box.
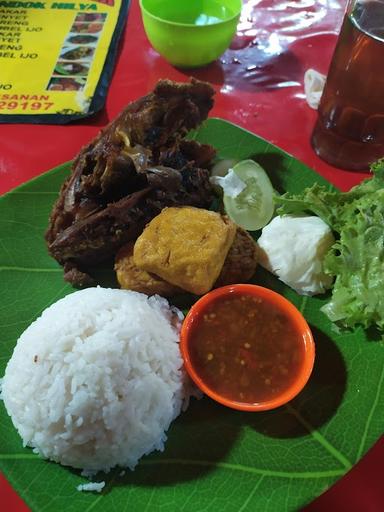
[180, 284, 315, 411]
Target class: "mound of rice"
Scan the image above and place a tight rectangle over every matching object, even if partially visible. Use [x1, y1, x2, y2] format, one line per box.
[1, 288, 191, 474]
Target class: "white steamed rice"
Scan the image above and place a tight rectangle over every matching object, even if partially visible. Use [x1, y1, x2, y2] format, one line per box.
[77, 481, 105, 493]
[1, 287, 191, 474]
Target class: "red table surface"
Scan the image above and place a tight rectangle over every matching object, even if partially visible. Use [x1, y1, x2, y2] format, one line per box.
[0, 0, 383, 510]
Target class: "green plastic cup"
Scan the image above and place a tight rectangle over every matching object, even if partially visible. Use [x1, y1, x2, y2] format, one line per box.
[139, 0, 242, 68]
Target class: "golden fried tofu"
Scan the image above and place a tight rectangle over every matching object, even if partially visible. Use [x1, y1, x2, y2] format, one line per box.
[115, 243, 182, 297]
[115, 226, 258, 297]
[133, 207, 236, 295]
[215, 227, 258, 287]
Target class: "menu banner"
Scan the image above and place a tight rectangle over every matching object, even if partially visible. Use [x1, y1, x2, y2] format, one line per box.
[0, 0, 130, 123]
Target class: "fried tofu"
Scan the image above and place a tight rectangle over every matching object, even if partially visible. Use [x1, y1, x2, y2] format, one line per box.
[116, 226, 258, 296]
[115, 243, 182, 297]
[133, 207, 236, 295]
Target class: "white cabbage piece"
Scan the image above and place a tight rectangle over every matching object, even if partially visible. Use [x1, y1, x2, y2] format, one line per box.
[210, 168, 246, 198]
[257, 215, 335, 296]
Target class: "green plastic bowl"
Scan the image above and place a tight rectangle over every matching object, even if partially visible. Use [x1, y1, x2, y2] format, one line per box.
[139, 0, 242, 68]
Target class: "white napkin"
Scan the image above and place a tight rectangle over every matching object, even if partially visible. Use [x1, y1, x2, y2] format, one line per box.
[304, 69, 326, 109]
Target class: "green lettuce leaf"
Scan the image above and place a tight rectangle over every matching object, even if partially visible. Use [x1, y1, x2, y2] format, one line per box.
[275, 159, 384, 332]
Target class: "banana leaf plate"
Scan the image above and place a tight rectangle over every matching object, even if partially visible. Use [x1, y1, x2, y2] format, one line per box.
[0, 118, 383, 512]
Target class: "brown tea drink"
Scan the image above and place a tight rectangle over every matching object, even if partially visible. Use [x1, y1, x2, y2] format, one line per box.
[311, 0, 384, 170]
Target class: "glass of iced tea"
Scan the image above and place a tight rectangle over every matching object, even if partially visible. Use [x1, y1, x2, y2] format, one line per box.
[311, 0, 384, 170]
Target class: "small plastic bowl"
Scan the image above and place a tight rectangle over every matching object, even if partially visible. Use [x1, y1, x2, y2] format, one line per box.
[180, 284, 315, 411]
[139, 0, 242, 68]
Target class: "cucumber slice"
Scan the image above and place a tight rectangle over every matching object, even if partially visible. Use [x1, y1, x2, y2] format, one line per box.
[223, 159, 274, 230]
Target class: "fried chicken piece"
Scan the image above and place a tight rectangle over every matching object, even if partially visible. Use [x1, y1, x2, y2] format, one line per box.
[133, 207, 236, 295]
[115, 243, 182, 297]
[45, 79, 215, 286]
[215, 228, 258, 286]
[48, 166, 213, 270]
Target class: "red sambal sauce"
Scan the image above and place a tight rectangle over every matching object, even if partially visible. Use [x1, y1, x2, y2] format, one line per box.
[188, 293, 305, 404]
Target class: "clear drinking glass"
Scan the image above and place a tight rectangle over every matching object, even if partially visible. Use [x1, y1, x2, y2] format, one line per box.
[311, 0, 384, 171]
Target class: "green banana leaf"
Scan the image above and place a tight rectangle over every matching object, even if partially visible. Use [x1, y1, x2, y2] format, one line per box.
[0, 119, 383, 512]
